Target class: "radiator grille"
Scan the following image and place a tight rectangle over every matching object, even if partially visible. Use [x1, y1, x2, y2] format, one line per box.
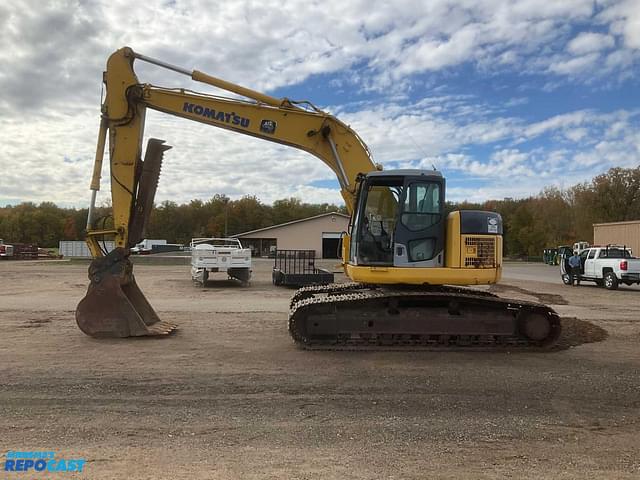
[463, 236, 496, 268]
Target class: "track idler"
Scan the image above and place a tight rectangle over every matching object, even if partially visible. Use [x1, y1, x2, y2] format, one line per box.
[76, 247, 177, 337]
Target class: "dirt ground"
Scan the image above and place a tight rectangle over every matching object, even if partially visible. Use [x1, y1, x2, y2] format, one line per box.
[0, 258, 639, 479]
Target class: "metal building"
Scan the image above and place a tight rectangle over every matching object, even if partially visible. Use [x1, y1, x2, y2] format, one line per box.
[59, 240, 115, 258]
[233, 212, 349, 259]
[593, 220, 640, 254]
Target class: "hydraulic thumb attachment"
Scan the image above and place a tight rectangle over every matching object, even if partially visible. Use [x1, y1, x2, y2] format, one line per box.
[76, 248, 177, 337]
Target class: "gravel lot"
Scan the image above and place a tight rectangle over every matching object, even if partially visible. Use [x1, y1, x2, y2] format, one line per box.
[0, 258, 638, 479]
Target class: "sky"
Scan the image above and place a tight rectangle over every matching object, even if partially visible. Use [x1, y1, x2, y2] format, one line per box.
[1, 0, 639, 208]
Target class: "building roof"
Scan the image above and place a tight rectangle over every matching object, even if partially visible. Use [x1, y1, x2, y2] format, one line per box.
[593, 220, 640, 227]
[232, 211, 349, 237]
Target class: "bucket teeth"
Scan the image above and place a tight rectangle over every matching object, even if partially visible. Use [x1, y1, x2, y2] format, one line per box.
[147, 321, 178, 335]
[75, 248, 177, 338]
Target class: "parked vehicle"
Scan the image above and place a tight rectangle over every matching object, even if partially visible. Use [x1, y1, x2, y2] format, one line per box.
[0, 239, 14, 259]
[190, 238, 251, 286]
[572, 241, 590, 254]
[556, 245, 573, 265]
[543, 248, 558, 265]
[130, 239, 167, 254]
[560, 245, 640, 290]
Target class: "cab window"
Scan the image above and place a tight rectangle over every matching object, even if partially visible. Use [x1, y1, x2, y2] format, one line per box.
[400, 182, 441, 232]
[599, 248, 631, 259]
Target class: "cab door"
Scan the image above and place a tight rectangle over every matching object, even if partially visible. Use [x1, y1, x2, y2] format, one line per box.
[349, 175, 402, 266]
[580, 249, 596, 277]
[393, 176, 445, 268]
[584, 249, 597, 277]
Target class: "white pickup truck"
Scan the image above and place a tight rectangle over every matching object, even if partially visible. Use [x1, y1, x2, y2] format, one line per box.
[190, 238, 252, 286]
[561, 245, 640, 290]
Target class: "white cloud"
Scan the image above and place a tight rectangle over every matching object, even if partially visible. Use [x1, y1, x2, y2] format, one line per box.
[1, 0, 634, 118]
[396, 25, 480, 75]
[564, 127, 589, 142]
[0, 0, 639, 208]
[524, 111, 592, 138]
[504, 97, 529, 107]
[414, 148, 535, 179]
[567, 32, 615, 55]
[548, 53, 601, 76]
[390, 107, 640, 202]
[599, 0, 640, 50]
[2, 89, 637, 206]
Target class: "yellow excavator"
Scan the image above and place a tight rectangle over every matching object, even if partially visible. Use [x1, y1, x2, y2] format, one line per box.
[76, 47, 560, 348]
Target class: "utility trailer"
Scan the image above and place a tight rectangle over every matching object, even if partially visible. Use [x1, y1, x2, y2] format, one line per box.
[190, 238, 251, 286]
[151, 243, 184, 254]
[0, 242, 38, 260]
[272, 249, 334, 287]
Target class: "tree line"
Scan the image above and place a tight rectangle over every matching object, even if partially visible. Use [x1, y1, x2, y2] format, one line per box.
[0, 195, 346, 248]
[0, 167, 638, 257]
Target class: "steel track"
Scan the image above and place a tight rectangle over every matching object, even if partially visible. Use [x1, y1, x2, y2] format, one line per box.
[288, 283, 561, 351]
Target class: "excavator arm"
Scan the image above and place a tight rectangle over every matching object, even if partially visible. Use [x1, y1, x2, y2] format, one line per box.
[77, 46, 378, 338]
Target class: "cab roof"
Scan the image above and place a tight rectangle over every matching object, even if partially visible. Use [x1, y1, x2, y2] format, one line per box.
[366, 169, 443, 178]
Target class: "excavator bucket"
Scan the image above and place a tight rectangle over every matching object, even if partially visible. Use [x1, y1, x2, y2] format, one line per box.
[76, 138, 176, 338]
[76, 248, 177, 337]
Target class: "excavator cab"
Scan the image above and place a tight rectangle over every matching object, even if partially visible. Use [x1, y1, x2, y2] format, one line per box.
[350, 170, 445, 268]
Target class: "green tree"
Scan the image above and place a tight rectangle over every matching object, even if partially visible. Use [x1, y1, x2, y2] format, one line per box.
[226, 196, 272, 235]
